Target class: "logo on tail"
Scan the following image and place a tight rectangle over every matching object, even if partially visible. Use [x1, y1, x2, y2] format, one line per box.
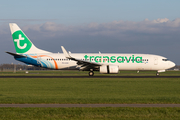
[14, 34, 27, 49]
[12, 31, 32, 53]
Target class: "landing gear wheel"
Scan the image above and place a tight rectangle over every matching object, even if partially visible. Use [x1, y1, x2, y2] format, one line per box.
[89, 71, 94, 76]
[156, 72, 159, 76]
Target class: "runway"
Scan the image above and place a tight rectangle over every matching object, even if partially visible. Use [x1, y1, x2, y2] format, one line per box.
[1, 104, 180, 108]
[0, 76, 180, 78]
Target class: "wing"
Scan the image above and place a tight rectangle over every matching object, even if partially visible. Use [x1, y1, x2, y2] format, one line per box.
[61, 46, 102, 71]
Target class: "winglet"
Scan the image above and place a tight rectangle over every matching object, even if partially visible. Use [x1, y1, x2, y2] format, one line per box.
[61, 46, 71, 58]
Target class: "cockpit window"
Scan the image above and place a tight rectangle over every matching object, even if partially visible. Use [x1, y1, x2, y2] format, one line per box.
[162, 59, 169, 61]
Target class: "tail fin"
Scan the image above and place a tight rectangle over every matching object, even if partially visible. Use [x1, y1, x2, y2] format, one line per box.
[9, 23, 51, 54]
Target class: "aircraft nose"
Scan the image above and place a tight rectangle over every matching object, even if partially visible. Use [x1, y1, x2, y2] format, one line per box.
[169, 61, 176, 68]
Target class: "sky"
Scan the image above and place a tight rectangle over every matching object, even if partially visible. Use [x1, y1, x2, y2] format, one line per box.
[0, 0, 180, 65]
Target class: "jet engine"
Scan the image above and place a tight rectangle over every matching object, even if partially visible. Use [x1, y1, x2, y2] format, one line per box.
[100, 65, 119, 74]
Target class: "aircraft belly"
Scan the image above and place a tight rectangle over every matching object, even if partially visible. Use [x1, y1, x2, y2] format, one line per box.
[57, 61, 77, 69]
[118, 63, 151, 70]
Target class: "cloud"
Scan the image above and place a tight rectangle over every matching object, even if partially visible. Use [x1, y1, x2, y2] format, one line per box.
[1, 18, 180, 43]
[152, 18, 169, 23]
[16, 18, 180, 38]
[1, 18, 180, 64]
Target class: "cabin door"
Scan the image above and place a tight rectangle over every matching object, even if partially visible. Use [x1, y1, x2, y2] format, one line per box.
[154, 57, 158, 65]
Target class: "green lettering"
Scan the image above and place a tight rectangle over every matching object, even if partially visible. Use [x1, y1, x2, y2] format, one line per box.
[89, 56, 94, 62]
[95, 56, 101, 63]
[135, 56, 142, 63]
[132, 55, 134, 63]
[110, 56, 116, 63]
[125, 56, 131, 63]
[84, 55, 143, 64]
[103, 56, 109, 63]
[84, 55, 88, 60]
[117, 56, 124, 63]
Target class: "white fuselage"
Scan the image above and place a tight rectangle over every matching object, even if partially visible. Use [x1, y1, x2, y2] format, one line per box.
[20, 53, 175, 71]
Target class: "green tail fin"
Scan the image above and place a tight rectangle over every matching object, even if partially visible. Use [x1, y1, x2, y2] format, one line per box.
[9, 23, 50, 54]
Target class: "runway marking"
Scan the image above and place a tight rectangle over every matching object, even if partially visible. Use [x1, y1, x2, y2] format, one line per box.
[0, 76, 180, 78]
[1, 104, 180, 108]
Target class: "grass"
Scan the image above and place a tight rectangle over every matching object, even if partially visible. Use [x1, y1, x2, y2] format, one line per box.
[0, 70, 180, 76]
[0, 107, 180, 120]
[0, 78, 180, 104]
[0, 72, 180, 119]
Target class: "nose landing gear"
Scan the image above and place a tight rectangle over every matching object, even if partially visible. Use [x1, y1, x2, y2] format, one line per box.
[156, 70, 165, 76]
[156, 72, 159, 76]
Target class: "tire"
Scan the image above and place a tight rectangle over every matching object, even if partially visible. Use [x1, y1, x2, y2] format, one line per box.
[89, 71, 94, 76]
[156, 72, 159, 76]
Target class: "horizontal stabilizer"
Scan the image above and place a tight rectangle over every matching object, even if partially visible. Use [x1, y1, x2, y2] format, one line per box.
[6, 52, 26, 57]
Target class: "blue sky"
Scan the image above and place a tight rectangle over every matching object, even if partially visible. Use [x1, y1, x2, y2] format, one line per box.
[1, 0, 180, 24]
[0, 0, 180, 65]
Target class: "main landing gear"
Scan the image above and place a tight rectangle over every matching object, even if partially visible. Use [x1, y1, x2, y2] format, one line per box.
[89, 69, 94, 76]
[89, 71, 94, 76]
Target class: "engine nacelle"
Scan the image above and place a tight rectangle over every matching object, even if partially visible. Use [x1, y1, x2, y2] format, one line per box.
[100, 65, 119, 74]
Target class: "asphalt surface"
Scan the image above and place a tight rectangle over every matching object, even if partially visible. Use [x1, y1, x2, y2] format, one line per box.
[0, 76, 180, 78]
[0, 104, 180, 108]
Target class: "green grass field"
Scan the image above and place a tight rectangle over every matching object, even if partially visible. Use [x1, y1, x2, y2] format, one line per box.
[0, 71, 180, 119]
[0, 78, 180, 104]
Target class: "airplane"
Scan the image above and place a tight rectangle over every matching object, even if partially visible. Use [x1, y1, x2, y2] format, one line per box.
[6, 23, 176, 76]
